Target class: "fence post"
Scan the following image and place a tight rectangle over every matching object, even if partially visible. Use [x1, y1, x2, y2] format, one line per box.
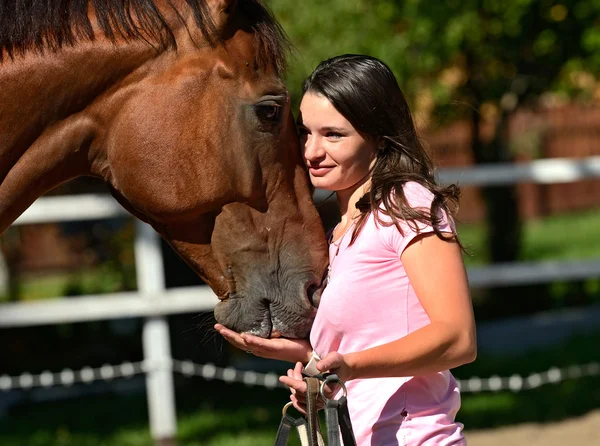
[134, 221, 177, 446]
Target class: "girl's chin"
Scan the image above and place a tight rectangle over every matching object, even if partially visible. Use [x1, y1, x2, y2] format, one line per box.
[309, 174, 351, 191]
[309, 178, 337, 190]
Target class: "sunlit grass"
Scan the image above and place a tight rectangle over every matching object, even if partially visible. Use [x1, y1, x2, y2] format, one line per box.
[457, 207, 600, 266]
[1, 330, 599, 446]
[2, 376, 598, 446]
[0, 266, 136, 303]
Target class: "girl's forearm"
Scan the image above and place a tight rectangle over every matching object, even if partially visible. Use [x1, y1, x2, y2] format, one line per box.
[344, 322, 476, 380]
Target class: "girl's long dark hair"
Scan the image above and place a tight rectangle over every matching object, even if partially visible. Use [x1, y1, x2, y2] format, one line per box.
[303, 54, 461, 246]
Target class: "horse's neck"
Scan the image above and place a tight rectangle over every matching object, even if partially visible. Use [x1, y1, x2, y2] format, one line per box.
[0, 43, 156, 234]
[1, 43, 153, 155]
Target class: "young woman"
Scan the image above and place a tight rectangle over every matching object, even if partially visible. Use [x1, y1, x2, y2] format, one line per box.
[216, 54, 476, 445]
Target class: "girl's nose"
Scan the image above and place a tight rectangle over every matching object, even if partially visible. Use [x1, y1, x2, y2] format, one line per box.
[303, 135, 325, 161]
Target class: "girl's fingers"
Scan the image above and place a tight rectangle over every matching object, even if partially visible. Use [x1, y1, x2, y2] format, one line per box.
[215, 325, 281, 357]
[279, 375, 307, 393]
[240, 333, 269, 349]
[214, 324, 241, 340]
[290, 395, 307, 415]
[293, 361, 303, 379]
[290, 391, 324, 412]
[214, 324, 249, 351]
[286, 369, 296, 395]
[322, 383, 340, 399]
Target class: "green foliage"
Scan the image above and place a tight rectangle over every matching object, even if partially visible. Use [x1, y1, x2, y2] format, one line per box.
[271, 0, 407, 108]
[272, 0, 600, 118]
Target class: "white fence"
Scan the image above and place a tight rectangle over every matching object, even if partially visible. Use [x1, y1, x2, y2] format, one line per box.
[2, 156, 600, 444]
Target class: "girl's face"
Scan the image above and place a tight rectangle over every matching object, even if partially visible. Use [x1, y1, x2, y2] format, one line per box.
[297, 92, 378, 191]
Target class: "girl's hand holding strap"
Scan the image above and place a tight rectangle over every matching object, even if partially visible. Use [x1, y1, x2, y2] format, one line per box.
[279, 352, 348, 414]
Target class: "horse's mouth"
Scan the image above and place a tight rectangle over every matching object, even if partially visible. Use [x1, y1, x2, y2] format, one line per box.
[214, 269, 323, 338]
[237, 304, 316, 339]
[243, 309, 275, 338]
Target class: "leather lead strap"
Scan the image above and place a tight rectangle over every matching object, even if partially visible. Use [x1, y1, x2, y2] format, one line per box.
[324, 396, 356, 446]
[324, 397, 357, 446]
[304, 377, 322, 446]
[324, 399, 341, 446]
[275, 376, 354, 446]
[336, 396, 357, 446]
[274, 413, 310, 446]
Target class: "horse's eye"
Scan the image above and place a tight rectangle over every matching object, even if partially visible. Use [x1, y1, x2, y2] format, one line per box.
[255, 104, 281, 122]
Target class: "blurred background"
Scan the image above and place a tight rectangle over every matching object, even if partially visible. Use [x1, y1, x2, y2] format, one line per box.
[1, 0, 599, 445]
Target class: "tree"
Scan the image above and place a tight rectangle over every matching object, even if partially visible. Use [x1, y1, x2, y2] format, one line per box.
[272, 0, 600, 265]
[391, 0, 600, 264]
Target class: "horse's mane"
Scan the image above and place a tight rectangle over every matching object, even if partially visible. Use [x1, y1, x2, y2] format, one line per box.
[0, 0, 290, 73]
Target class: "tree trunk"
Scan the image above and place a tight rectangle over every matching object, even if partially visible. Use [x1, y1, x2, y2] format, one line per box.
[470, 104, 522, 264]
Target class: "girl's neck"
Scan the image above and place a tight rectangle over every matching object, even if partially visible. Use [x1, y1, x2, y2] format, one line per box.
[336, 175, 372, 225]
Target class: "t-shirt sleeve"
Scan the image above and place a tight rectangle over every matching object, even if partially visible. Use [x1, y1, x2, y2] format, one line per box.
[379, 182, 455, 256]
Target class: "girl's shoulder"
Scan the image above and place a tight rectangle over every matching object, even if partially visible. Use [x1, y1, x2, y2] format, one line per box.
[375, 181, 434, 216]
[374, 181, 454, 253]
[399, 181, 435, 209]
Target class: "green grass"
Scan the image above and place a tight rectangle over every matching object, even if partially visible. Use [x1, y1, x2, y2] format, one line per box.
[460, 376, 600, 428]
[457, 207, 600, 266]
[1, 331, 599, 446]
[453, 331, 600, 428]
[2, 376, 598, 446]
[0, 266, 136, 303]
[454, 331, 600, 379]
[0, 381, 303, 446]
[11, 274, 70, 301]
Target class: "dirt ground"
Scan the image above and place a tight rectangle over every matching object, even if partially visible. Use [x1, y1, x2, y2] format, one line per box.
[464, 409, 600, 446]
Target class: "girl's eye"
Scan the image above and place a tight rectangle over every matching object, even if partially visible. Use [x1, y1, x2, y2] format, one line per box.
[326, 132, 343, 139]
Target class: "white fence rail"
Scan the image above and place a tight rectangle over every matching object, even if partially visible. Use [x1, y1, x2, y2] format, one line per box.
[3, 156, 600, 444]
[0, 288, 216, 327]
[437, 155, 600, 186]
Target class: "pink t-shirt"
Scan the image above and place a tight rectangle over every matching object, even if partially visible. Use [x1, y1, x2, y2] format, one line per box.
[310, 182, 465, 446]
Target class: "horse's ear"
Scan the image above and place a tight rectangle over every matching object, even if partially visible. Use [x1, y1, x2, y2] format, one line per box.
[209, 0, 238, 31]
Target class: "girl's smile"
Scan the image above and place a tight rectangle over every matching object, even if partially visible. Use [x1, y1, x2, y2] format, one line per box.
[308, 165, 335, 176]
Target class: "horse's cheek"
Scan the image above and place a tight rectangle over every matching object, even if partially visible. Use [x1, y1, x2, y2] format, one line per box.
[104, 105, 223, 215]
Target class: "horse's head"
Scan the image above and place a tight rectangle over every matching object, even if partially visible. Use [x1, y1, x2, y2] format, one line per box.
[95, 1, 328, 337]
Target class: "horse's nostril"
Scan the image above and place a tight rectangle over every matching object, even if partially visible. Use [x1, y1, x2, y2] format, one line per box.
[306, 268, 328, 307]
[307, 283, 321, 308]
[321, 267, 329, 286]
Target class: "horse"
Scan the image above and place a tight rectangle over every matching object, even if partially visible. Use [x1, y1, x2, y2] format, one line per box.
[0, 0, 329, 339]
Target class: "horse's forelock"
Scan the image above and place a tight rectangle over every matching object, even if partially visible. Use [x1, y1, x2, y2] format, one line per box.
[238, 0, 291, 75]
[0, 0, 290, 73]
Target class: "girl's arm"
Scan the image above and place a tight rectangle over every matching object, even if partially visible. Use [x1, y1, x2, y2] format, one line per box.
[315, 232, 476, 382]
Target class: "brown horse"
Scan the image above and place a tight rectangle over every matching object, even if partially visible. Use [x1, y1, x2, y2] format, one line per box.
[0, 0, 328, 338]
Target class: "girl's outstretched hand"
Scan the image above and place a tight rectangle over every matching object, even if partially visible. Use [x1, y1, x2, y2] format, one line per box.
[214, 324, 312, 364]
